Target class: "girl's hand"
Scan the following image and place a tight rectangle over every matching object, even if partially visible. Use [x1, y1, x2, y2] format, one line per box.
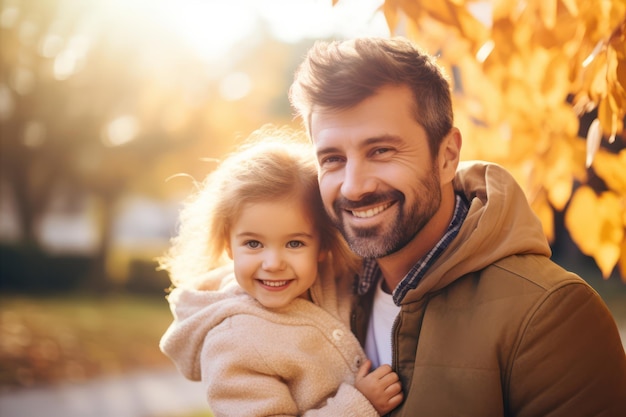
[355, 359, 403, 415]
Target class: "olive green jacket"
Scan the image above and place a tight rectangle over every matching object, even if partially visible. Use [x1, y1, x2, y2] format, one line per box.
[352, 161, 626, 416]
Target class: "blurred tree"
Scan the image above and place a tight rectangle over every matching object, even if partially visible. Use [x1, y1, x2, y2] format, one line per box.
[0, 0, 298, 289]
[359, 0, 626, 279]
[0, 0, 199, 287]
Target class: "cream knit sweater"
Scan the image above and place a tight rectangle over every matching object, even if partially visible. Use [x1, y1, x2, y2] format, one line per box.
[160, 263, 379, 417]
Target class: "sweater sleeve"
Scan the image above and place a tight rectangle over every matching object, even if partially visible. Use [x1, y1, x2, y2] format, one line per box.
[200, 319, 380, 417]
[508, 281, 626, 416]
[302, 383, 381, 417]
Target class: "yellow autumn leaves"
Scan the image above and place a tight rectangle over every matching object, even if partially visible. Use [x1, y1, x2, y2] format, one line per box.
[375, 0, 626, 279]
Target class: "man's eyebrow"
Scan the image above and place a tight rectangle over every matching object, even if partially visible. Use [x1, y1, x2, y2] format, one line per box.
[362, 134, 404, 146]
[316, 134, 403, 157]
[316, 145, 341, 159]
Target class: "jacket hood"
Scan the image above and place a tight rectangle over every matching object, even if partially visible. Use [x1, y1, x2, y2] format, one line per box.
[159, 264, 247, 381]
[402, 161, 551, 303]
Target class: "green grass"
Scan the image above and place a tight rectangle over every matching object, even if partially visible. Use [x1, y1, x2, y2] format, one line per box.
[0, 292, 175, 388]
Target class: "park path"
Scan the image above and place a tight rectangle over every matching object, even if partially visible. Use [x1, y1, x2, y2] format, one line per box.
[0, 368, 211, 417]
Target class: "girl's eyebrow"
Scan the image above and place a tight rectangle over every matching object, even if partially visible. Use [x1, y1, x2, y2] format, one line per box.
[286, 232, 316, 240]
[234, 232, 261, 238]
[234, 231, 316, 239]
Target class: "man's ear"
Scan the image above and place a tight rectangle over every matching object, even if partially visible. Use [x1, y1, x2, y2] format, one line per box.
[439, 127, 462, 184]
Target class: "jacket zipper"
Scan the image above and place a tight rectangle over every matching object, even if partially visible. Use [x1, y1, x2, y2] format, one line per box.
[390, 310, 400, 371]
[383, 310, 402, 417]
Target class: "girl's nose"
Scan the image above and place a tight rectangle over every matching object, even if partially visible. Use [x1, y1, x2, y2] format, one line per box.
[262, 250, 285, 271]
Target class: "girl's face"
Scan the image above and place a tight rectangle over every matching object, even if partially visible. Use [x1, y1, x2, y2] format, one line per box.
[227, 197, 325, 309]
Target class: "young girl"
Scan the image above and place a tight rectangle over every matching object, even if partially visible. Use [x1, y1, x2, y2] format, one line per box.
[159, 127, 403, 416]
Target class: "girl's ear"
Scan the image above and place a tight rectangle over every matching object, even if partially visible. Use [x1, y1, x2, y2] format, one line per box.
[225, 242, 233, 260]
[318, 249, 327, 263]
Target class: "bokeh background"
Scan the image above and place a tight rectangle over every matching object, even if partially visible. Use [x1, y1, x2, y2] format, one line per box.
[1, 0, 624, 416]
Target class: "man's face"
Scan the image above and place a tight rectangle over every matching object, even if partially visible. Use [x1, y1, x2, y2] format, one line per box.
[310, 85, 442, 259]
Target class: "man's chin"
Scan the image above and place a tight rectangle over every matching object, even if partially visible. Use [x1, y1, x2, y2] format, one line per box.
[345, 236, 388, 259]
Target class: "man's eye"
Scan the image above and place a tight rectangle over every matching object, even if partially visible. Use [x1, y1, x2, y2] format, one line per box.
[287, 241, 304, 249]
[319, 155, 343, 165]
[373, 147, 391, 155]
[244, 240, 262, 249]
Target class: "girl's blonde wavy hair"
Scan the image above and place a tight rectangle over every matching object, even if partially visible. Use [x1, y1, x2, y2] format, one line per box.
[159, 126, 360, 289]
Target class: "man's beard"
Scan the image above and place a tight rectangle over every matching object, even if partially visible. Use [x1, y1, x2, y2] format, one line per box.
[331, 170, 441, 259]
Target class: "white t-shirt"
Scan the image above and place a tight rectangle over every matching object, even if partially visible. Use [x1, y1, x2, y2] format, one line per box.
[364, 279, 401, 368]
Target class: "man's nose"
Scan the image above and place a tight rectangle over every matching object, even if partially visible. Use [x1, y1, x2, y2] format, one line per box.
[340, 160, 377, 202]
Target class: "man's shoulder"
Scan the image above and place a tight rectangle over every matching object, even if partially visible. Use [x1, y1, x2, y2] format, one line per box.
[487, 254, 586, 291]
[440, 254, 589, 308]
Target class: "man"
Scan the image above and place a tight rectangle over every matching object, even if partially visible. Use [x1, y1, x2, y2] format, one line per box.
[289, 37, 626, 416]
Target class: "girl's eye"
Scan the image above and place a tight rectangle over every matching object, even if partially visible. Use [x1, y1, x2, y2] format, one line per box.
[287, 240, 304, 249]
[244, 240, 262, 249]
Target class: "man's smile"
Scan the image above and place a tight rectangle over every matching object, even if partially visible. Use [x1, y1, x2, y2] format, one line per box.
[350, 202, 394, 219]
